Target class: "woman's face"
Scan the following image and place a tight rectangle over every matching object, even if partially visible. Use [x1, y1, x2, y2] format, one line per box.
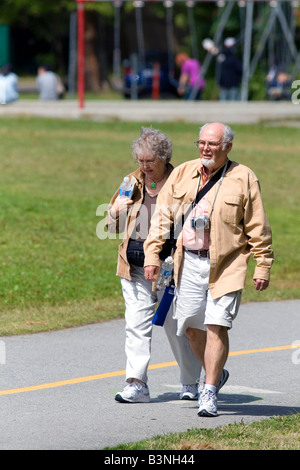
[137, 154, 166, 181]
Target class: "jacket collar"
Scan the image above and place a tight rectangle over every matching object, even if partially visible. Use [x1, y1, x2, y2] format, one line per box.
[194, 158, 229, 179]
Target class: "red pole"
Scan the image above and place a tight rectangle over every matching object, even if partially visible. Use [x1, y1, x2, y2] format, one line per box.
[152, 62, 160, 100]
[77, 0, 85, 109]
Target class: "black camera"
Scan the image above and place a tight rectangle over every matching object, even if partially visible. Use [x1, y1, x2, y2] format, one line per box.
[190, 215, 210, 231]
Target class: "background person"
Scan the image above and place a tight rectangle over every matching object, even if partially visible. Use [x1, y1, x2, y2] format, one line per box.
[175, 52, 205, 100]
[106, 127, 201, 404]
[217, 38, 242, 101]
[144, 122, 274, 417]
[37, 64, 65, 100]
[0, 63, 18, 104]
[266, 65, 291, 100]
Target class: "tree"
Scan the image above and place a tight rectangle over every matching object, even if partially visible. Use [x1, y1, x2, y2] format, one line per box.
[0, 0, 228, 93]
[1, 0, 117, 91]
[1, 0, 71, 73]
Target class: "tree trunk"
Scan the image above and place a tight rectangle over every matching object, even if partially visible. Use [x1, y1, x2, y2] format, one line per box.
[85, 11, 101, 92]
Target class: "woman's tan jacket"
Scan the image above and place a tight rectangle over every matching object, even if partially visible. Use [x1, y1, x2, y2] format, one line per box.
[106, 165, 173, 281]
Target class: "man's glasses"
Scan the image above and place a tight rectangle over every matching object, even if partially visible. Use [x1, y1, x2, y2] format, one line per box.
[194, 140, 226, 149]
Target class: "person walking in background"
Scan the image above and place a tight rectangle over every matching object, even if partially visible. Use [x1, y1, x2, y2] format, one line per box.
[144, 122, 273, 417]
[106, 127, 201, 404]
[175, 52, 205, 100]
[217, 38, 242, 101]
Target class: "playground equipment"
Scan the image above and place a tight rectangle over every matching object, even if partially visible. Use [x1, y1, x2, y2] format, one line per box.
[73, 0, 300, 107]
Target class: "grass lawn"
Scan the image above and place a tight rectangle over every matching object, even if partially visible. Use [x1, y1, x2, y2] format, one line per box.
[0, 117, 299, 335]
[105, 413, 300, 450]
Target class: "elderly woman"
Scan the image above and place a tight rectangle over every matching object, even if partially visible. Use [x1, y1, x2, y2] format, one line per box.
[106, 127, 201, 403]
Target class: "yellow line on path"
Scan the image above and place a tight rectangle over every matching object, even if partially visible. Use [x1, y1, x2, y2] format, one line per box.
[0, 344, 299, 397]
[229, 343, 300, 356]
[0, 363, 177, 396]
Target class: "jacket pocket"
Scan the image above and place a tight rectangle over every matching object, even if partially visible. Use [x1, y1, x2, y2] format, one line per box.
[173, 188, 194, 214]
[173, 188, 188, 200]
[221, 195, 243, 224]
[172, 189, 190, 228]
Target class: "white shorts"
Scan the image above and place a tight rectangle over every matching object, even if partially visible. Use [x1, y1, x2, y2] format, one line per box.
[175, 250, 242, 336]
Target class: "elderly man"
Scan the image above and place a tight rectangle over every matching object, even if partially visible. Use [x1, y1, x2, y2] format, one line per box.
[144, 122, 273, 417]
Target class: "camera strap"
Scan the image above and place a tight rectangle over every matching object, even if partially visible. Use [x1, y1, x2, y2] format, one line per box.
[195, 159, 231, 222]
[173, 160, 232, 240]
[194, 160, 231, 206]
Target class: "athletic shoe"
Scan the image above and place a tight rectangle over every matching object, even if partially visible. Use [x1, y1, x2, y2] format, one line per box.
[197, 389, 218, 417]
[180, 384, 199, 400]
[216, 369, 229, 394]
[203, 369, 229, 395]
[115, 381, 150, 403]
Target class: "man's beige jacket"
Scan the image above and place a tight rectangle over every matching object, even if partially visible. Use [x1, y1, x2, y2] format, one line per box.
[144, 159, 274, 300]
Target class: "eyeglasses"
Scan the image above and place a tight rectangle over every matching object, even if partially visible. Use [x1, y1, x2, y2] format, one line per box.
[194, 140, 228, 149]
[137, 159, 156, 167]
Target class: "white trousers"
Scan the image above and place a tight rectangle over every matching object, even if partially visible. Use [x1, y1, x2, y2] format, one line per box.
[121, 265, 201, 385]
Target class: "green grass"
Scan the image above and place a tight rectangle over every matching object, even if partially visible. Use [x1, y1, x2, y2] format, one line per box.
[105, 413, 300, 450]
[0, 117, 299, 335]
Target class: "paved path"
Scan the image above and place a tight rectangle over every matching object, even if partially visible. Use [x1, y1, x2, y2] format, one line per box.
[0, 300, 299, 450]
[0, 99, 300, 124]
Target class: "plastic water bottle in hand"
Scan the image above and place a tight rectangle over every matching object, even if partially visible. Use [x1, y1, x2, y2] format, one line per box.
[156, 256, 174, 290]
[119, 177, 133, 198]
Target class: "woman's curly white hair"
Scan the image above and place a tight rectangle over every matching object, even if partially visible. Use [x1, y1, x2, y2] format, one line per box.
[132, 127, 173, 163]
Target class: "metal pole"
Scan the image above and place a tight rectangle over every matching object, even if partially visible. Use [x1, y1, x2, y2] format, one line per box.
[249, 6, 277, 80]
[68, 11, 77, 98]
[130, 53, 138, 100]
[134, 1, 146, 70]
[77, 0, 85, 109]
[165, 1, 176, 85]
[276, 1, 298, 60]
[186, 1, 199, 61]
[201, 1, 235, 77]
[113, 0, 122, 81]
[241, 0, 253, 101]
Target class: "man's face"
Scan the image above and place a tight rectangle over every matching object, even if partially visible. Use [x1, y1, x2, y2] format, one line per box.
[198, 123, 232, 172]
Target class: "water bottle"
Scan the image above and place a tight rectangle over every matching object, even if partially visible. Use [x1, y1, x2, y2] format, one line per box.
[119, 176, 133, 198]
[156, 256, 174, 290]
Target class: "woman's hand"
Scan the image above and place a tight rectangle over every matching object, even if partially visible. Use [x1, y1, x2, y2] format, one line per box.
[111, 195, 134, 219]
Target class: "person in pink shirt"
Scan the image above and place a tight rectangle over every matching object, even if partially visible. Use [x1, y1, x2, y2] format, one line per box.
[175, 52, 205, 100]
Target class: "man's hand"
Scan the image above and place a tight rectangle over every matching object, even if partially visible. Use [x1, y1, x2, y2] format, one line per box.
[144, 265, 160, 282]
[254, 279, 269, 291]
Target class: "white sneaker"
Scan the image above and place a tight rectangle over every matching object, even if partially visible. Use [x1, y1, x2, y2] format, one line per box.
[115, 381, 150, 403]
[203, 369, 229, 395]
[216, 369, 229, 394]
[197, 389, 218, 417]
[180, 384, 199, 400]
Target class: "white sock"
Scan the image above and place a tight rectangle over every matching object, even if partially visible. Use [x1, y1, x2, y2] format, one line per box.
[204, 384, 217, 394]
